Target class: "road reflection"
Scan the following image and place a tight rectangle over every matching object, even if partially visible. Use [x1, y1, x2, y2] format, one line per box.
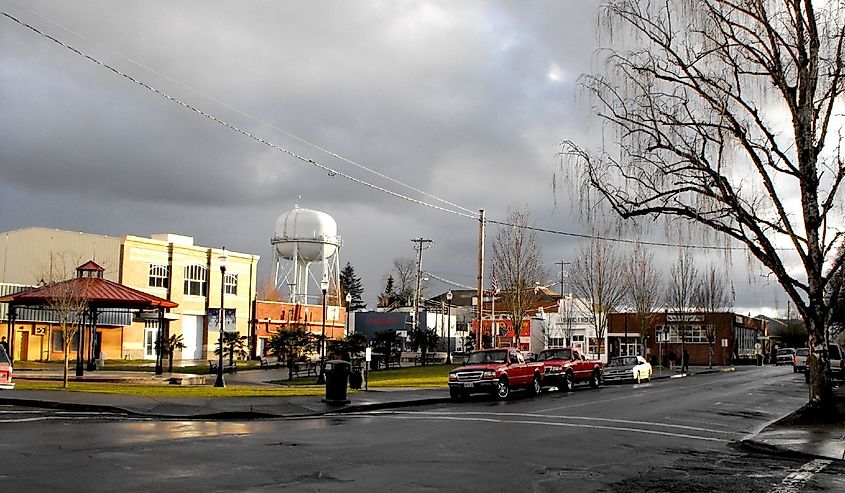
[113, 417, 346, 444]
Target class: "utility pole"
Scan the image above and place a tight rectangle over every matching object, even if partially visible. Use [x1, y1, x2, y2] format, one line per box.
[412, 238, 433, 361]
[476, 209, 485, 350]
[555, 261, 571, 347]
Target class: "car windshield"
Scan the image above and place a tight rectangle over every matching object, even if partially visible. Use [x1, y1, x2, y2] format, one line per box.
[466, 350, 507, 364]
[539, 349, 572, 361]
[0, 346, 9, 365]
[777, 349, 794, 355]
[608, 356, 638, 367]
[829, 345, 842, 359]
[795, 348, 809, 356]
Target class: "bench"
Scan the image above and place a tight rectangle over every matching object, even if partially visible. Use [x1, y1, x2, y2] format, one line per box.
[209, 359, 237, 374]
[413, 354, 437, 365]
[290, 361, 319, 378]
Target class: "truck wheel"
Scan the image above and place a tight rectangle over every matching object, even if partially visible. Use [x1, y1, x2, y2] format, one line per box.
[495, 378, 510, 400]
[529, 375, 541, 396]
[562, 372, 575, 392]
[589, 370, 601, 389]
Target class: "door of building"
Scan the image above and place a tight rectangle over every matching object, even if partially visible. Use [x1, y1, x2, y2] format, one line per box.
[144, 327, 156, 360]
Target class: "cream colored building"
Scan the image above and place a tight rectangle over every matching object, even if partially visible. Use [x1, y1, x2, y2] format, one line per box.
[0, 227, 259, 362]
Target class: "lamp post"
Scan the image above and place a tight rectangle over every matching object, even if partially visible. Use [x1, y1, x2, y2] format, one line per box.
[317, 277, 329, 384]
[446, 290, 453, 364]
[214, 248, 228, 388]
[345, 293, 352, 337]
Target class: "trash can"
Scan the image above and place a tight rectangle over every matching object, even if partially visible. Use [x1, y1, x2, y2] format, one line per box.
[323, 360, 350, 405]
[349, 367, 363, 390]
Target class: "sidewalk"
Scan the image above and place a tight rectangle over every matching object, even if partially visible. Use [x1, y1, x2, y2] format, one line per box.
[2, 366, 842, 462]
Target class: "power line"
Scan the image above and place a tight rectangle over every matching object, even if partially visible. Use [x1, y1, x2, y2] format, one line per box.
[2, 10, 796, 255]
[1, 10, 477, 221]
[5, 2, 477, 217]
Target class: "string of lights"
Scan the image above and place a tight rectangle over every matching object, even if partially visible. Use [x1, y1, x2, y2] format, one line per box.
[423, 271, 475, 290]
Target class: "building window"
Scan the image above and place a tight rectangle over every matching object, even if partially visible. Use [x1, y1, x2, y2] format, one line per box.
[52, 330, 79, 353]
[184, 264, 208, 297]
[656, 325, 709, 344]
[224, 272, 238, 295]
[148, 264, 169, 288]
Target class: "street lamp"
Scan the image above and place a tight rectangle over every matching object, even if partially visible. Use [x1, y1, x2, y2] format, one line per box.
[316, 277, 329, 384]
[446, 290, 453, 364]
[345, 292, 352, 337]
[214, 248, 228, 388]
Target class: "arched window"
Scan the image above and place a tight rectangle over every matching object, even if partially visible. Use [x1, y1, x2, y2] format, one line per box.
[184, 264, 207, 296]
[148, 264, 169, 288]
[224, 273, 238, 295]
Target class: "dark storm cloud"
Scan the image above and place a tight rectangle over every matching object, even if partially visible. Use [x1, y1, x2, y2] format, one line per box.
[0, 1, 787, 314]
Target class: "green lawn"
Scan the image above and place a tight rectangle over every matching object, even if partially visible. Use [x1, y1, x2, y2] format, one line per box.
[14, 380, 328, 397]
[12, 363, 456, 397]
[274, 364, 455, 388]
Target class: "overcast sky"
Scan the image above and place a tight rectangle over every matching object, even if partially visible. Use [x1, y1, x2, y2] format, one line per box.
[0, 1, 792, 316]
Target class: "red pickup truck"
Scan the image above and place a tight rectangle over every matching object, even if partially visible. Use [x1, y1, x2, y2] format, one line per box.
[536, 347, 603, 392]
[448, 348, 544, 401]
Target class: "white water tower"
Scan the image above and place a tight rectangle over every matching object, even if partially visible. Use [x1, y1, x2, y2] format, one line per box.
[271, 205, 341, 305]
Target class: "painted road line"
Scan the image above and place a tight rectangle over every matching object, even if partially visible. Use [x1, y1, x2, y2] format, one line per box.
[336, 413, 727, 442]
[360, 410, 742, 437]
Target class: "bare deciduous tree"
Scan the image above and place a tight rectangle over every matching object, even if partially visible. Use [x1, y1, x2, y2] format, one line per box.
[491, 207, 546, 347]
[562, 0, 845, 413]
[623, 244, 662, 356]
[695, 264, 733, 368]
[257, 276, 283, 302]
[387, 257, 416, 306]
[666, 250, 699, 365]
[45, 279, 87, 389]
[570, 236, 626, 360]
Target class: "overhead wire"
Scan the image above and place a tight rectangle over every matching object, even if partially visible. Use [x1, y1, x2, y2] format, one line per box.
[5, 2, 477, 217]
[0, 10, 477, 221]
[2, 9, 795, 255]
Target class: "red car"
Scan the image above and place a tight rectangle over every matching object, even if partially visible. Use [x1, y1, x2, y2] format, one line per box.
[536, 347, 603, 391]
[0, 346, 14, 390]
[448, 348, 545, 401]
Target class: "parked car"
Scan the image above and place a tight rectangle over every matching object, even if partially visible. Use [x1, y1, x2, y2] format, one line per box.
[792, 348, 809, 373]
[829, 343, 843, 382]
[536, 347, 603, 391]
[776, 348, 796, 366]
[802, 343, 844, 384]
[0, 346, 14, 390]
[448, 348, 545, 401]
[603, 355, 652, 384]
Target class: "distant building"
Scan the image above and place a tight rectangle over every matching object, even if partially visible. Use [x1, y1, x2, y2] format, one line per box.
[253, 300, 346, 357]
[0, 227, 259, 362]
[607, 312, 769, 365]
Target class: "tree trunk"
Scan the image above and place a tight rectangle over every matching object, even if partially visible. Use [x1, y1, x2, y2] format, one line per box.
[806, 318, 838, 417]
[62, 345, 69, 389]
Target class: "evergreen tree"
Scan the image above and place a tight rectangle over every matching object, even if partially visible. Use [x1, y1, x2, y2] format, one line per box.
[340, 262, 366, 310]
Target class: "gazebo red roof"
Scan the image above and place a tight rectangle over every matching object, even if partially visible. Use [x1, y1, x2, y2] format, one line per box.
[0, 277, 177, 310]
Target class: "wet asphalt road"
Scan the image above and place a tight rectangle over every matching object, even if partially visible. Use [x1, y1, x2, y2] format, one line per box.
[1, 366, 843, 492]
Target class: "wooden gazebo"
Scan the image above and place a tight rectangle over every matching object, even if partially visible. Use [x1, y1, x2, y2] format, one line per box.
[0, 261, 177, 375]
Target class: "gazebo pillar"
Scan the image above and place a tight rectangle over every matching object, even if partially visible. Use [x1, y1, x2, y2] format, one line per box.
[86, 308, 99, 371]
[155, 307, 164, 375]
[76, 310, 85, 377]
[7, 306, 16, 364]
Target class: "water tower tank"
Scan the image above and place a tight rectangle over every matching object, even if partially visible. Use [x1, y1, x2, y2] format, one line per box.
[271, 206, 342, 305]
[273, 207, 339, 261]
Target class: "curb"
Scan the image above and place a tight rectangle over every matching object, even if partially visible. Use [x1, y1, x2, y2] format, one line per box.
[0, 394, 453, 420]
